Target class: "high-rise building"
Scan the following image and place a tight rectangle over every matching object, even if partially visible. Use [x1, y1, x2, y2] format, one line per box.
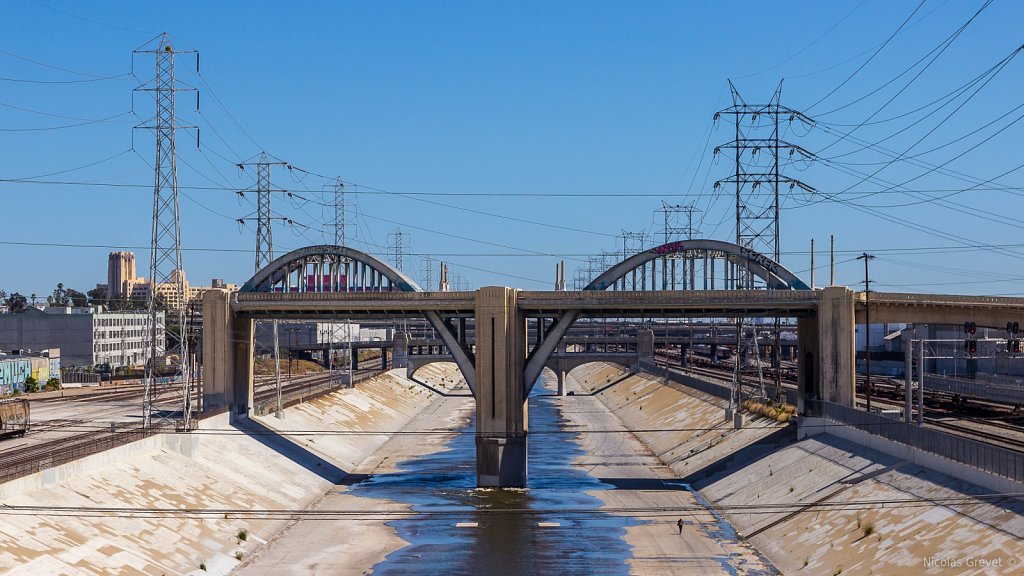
[103, 252, 236, 310]
[107, 252, 142, 300]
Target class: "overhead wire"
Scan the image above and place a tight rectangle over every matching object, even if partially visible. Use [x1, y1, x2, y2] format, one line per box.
[804, 0, 927, 113]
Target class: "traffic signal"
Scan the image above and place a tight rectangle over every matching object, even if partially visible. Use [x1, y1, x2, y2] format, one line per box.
[1012, 339, 1022, 354]
[969, 340, 977, 356]
[1014, 322, 1020, 334]
[968, 322, 977, 335]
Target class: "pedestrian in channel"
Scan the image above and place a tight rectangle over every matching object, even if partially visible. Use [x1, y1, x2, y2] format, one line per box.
[677, 518, 683, 534]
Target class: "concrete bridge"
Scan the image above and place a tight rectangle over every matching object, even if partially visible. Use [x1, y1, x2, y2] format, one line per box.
[202, 240, 1024, 487]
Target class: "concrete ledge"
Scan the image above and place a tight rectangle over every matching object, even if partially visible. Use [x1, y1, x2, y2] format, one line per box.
[799, 417, 1024, 496]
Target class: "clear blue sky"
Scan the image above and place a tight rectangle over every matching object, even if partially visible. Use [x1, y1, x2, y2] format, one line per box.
[1, 0, 1022, 297]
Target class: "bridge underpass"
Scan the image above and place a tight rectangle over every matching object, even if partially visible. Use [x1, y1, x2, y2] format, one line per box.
[202, 240, 1024, 487]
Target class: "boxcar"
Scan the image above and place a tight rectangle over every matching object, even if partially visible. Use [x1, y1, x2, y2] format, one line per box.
[0, 398, 29, 438]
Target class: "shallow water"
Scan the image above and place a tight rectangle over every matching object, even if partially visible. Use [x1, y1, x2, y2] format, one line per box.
[351, 386, 637, 575]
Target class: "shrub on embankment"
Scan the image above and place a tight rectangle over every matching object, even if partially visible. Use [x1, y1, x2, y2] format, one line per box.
[742, 399, 796, 423]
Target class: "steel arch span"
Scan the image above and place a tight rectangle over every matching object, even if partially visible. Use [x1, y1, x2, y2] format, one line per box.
[241, 245, 422, 294]
[239, 245, 477, 394]
[524, 239, 810, 395]
[586, 239, 810, 292]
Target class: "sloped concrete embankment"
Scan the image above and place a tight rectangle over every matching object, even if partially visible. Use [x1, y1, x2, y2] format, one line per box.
[697, 431, 1024, 575]
[569, 362, 1024, 576]
[0, 365, 466, 576]
[565, 363, 790, 480]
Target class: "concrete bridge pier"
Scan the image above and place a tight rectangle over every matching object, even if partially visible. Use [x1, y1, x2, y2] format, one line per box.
[392, 332, 410, 370]
[797, 286, 856, 415]
[556, 369, 566, 396]
[474, 287, 528, 488]
[202, 289, 254, 421]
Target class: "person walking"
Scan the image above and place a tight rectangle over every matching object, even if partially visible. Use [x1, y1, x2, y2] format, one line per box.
[677, 518, 683, 534]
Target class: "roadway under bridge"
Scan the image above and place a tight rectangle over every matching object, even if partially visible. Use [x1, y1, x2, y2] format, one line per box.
[202, 241, 1024, 487]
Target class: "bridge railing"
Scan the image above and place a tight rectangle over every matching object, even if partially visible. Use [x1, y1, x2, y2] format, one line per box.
[808, 400, 1024, 484]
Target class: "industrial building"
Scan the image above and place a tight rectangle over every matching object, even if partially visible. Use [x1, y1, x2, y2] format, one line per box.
[253, 321, 388, 353]
[0, 306, 162, 368]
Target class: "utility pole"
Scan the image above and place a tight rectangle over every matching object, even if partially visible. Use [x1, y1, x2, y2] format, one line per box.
[858, 252, 876, 412]
[810, 238, 815, 289]
[134, 34, 198, 430]
[830, 235, 835, 286]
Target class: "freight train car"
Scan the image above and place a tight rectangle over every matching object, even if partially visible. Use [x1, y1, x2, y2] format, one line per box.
[0, 398, 29, 438]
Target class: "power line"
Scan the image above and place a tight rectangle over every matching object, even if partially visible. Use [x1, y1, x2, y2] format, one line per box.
[804, 0, 927, 112]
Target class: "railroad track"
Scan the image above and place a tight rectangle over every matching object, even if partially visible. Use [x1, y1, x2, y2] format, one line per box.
[855, 396, 1024, 453]
[662, 354, 1024, 452]
[0, 360, 388, 482]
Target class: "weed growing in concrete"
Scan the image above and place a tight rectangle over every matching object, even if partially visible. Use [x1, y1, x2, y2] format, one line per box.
[235, 551, 244, 561]
[237, 528, 249, 542]
[199, 562, 207, 571]
[863, 523, 874, 537]
[802, 557, 809, 569]
[789, 486, 794, 493]
[832, 566, 843, 575]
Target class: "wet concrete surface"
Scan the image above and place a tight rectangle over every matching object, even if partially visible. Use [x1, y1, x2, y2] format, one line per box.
[353, 390, 638, 575]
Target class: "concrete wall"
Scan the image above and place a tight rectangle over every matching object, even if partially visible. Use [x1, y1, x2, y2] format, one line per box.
[0, 310, 93, 366]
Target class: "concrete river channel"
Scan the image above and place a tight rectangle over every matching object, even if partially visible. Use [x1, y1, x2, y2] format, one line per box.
[348, 379, 765, 575]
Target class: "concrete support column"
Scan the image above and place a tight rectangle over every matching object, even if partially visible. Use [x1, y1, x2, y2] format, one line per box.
[556, 370, 566, 396]
[637, 329, 654, 368]
[380, 348, 388, 370]
[202, 289, 232, 414]
[796, 316, 818, 416]
[393, 332, 410, 369]
[819, 286, 856, 407]
[474, 286, 527, 488]
[202, 289, 254, 421]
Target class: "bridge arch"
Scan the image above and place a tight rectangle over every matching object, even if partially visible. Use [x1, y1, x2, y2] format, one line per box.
[241, 244, 421, 294]
[524, 239, 809, 395]
[585, 239, 809, 292]
[239, 244, 477, 395]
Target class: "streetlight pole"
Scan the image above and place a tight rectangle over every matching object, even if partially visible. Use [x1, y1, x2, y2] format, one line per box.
[857, 253, 876, 412]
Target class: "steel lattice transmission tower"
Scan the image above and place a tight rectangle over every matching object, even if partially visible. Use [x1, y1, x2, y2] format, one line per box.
[237, 153, 289, 417]
[714, 80, 814, 284]
[714, 80, 814, 405]
[134, 34, 198, 430]
[238, 153, 289, 272]
[388, 228, 406, 272]
[657, 202, 700, 290]
[331, 177, 349, 246]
